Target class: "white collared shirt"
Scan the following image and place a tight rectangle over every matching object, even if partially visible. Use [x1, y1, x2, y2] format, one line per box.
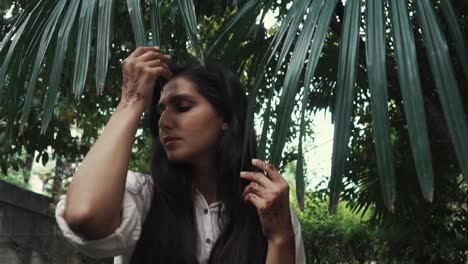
[55, 171, 306, 264]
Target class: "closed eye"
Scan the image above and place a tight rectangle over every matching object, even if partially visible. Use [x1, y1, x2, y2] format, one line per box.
[158, 94, 195, 115]
[176, 104, 191, 112]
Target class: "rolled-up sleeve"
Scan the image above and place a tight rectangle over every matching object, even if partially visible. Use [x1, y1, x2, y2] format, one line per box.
[55, 171, 154, 259]
[290, 208, 306, 264]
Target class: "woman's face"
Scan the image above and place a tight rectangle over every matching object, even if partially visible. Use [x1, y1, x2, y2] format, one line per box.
[157, 77, 225, 162]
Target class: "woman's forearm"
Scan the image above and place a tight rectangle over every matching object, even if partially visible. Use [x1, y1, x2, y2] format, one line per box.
[266, 235, 295, 264]
[64, 101, 144, 240]
[62, 47, 171, 240]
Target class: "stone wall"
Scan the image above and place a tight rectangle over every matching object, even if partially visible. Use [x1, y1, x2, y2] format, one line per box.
[0, 180, 112, 264]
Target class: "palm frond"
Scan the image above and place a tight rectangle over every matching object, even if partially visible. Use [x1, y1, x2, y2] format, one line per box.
[177, 0, 204, 65]
[296, 111, 306, 212]
[365, 0, 395, 212]
[1, 0, 467, 215]
[0, 1, 34, 52]
[73, 0, 97, 97]
[269, 0, 324, 166]
[257, 0, 312, 160]
[126, 0, 147, 46]
[0, 13, 31, 98]
[4, 46, 25, 146]
[415, 0, 468, 182]
[242, 0, 312, 169]
[205, 0, 261, 58]
[150, 0, 162, 46]
[19, 0, 68, 133]
[389, 0, 433, 201]
[439, 0, 468, 80]
[257, 86, 273, 160]
[329, 0, 361, 214]
[95, 0, 114, 94]
[295, 0, 339, 209]
[41, 0, 80, 133]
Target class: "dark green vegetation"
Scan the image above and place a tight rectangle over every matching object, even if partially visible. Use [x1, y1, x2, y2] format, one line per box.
[1, 0, 467, 263]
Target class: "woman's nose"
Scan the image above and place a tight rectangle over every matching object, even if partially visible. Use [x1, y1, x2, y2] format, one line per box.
[158, 109, 173, 130]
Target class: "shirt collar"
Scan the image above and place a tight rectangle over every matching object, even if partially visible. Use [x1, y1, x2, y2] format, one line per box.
[191, 184, 223, 209]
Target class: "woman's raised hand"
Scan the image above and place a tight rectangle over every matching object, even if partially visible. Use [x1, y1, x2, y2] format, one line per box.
[118, 46, 172, 112]
[241, 159, 295, 249]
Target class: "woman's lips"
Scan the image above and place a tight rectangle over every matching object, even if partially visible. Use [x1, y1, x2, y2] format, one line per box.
[164, 139, 180, 148]
[162, 136, 181, 148]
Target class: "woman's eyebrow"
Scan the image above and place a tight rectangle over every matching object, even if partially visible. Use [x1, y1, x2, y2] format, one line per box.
[157, 94, 194, 111]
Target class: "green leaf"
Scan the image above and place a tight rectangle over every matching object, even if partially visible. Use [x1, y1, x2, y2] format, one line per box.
[10, 3, 57, 134]
[272, 0, 312, 77]
[5, 45, 25, 147]
[73, 0, 97, 97]
[260, 0, 309, 72]
[257, 0, 312, 156]
[11, 159, 19, 171]
[257, 86, 273, 160]
[439, 0, 468, 80]
[302, 0, 339, 103]
[96, 0, 114, 94]
[126, 0, 147, 46]
[0, 13, 31, 99]
[365, 0, 395, 212]
[205, 0, 261, 58]
[257, 0, 312, 160]
[415, 0, 468, 183]
[296, 127, 305, 212]
[270, 0, 333, 166]
[295, 71, 313, 213]
[329, 0, 361, 214]
[295, 0, 339, 210]
[23, 1, 54, 59]
[176, 0, 204, 66]
[244, 0, 332, 168]
[41, 0, 81, 134]
[0, 0, 52, 80]
[19, 0, 68, 134]
[1, 162, 7, 175]
[389, 0, 433, 201]
[150, 0, 162, 47]
[17, 159, 25, 168]
[0, 1, 32, 52]
[246, 0, 309, 93]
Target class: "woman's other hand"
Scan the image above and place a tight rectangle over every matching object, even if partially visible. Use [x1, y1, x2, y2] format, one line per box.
[241, 159, 295, 248]
[118, 46, 172, 112]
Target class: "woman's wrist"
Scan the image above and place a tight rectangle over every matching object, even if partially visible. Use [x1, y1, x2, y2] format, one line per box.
[267, 231, 295, 250]
[266, 233, 295, 264]
[109, 102, 146, 133]
[116, 97, 147, 115]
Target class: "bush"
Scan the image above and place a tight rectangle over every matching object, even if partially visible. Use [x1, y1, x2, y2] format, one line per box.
[293, 192, 376, 264]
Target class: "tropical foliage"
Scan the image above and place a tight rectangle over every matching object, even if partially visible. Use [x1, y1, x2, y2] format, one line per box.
[1, 1, 468, 263]
[1, 0, 467, 215]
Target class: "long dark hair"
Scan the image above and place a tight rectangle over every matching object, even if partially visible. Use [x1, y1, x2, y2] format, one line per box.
[130, 61, 268, 263]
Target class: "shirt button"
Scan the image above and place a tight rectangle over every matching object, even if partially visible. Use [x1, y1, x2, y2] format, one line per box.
[204, 208, 208, 214]
[206, 238, 211, 244]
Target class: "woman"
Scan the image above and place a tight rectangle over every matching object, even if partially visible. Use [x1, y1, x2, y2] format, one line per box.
[55, 47, 306, 264]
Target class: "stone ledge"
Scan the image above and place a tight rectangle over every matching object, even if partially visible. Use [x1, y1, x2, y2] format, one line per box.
[0, 180, 53, 217]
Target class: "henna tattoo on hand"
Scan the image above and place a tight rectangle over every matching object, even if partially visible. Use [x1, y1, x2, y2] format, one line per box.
[123, 71, 130, 89]
[126, 89, 143, 102]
